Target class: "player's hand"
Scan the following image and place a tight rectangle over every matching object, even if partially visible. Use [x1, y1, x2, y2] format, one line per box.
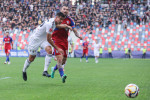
[57, 48, 64, 55]
[67, 26, 72, 31]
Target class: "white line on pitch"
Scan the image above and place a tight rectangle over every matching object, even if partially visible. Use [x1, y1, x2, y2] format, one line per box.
[0, 77, 11, 80]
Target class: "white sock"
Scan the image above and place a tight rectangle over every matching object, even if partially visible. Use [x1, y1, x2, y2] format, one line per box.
[95, 57, 97, 62]
[23, 58, 31, 72]
[44, 54, 52, 71]
[62, 64, 66, 69]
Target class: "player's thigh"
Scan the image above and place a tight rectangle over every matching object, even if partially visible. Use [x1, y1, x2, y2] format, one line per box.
[54, 43, 68, 57]
[41, 41, 52, 54]
[28, 46, 38, 56]
[28, 39, 43, 55]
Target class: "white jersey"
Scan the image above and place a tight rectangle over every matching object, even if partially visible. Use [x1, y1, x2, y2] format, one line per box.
[28, 18, 55, 55]
[94, 43, 100, 51]
[30, 18, 55, 41]
[94, 43, 100, 57]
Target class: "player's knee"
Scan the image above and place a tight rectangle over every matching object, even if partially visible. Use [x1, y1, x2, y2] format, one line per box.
[29, 58, 34, 62]
[47, 50, 52, 54]
[57, 58, 62, 64]
[62, 58, 67, 65]
[57, 63, 62, 69]
[29, 56, 35, 62]
[45, 46, 52, 54]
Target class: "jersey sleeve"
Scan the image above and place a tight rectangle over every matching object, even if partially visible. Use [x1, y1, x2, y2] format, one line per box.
[3, 38, 5, 42]
[69, 18, 75, 29]
[10, 37, 13, 43]
[82, 43, 84, 46]
[46, 22, 53, 34]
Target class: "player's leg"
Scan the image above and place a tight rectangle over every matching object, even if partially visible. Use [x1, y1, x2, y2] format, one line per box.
[4, 49, 8, 64]
[22, 44, 38, 81]
[56, 55, 67, 83]
[96, 51, 99, 63]
[94, 51, 96, 63]
[62, 57, 67, 69]
[7, 49, 11, 64]
[80, 51, 85, 62]
[95, 56, 99, 63]
[23, 54, 36, 81]
[85, 51, 88, 62]
[41, 41, 53, 77]
[43, 46, 53, 77]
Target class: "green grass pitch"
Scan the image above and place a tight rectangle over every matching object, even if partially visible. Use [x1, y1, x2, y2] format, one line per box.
[0, 57, 150, 100]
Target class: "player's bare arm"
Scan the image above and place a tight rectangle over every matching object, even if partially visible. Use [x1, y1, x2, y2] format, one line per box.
[47, 33, 64, 55]
[56, 24, 72, 31]
[71, 44, 74, 53]
[72, 28, 83, 40]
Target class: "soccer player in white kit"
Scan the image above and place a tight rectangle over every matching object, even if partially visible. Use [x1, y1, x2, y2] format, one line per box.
[94, 40, 100, 63]
[22, 12, 72, 81]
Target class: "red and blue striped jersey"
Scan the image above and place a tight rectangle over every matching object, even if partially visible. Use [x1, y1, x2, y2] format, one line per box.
[3, 36, 13, 49]
[52, 16, 75, 43]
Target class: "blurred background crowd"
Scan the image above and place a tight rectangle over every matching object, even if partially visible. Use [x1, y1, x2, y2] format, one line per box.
[0, 0, 149, 32]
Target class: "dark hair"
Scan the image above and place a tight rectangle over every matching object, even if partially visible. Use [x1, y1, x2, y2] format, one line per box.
[56, 12, 65, 18]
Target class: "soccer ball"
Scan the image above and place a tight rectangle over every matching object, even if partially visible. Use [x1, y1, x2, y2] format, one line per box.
[125, 84, 139, 98]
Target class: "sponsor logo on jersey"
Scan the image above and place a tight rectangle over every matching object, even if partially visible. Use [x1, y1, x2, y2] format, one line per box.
[67, 21, 69, 24]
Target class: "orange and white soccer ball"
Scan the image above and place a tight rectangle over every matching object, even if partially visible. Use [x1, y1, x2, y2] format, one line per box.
[125, 84, 139, 98]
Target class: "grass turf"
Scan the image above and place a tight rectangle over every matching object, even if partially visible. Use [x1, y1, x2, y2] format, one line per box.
[0, 57, 150, 100]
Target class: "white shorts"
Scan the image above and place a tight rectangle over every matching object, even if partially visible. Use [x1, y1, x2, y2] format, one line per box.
[28, 40, 51, 55]
[94, 50, 99, 57]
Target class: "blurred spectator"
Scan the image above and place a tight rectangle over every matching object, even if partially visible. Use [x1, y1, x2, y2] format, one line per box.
[0, 0, 149, 32]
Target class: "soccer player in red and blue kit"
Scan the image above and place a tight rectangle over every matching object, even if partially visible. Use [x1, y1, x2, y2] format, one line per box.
[51, 6, 82, 83]
[80, 39, 89, 62]
[3, 32, 13, 64]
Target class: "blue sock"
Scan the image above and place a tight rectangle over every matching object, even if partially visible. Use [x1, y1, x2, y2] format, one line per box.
[86, 56, 88, 60]
[6, 56, 9, 62]
[6, 57, 8, 62]
[59, 68, 64, 77]
[54, 64, 58, 71]
[81, 56, 83, 59]
[7, 56, 9, 62]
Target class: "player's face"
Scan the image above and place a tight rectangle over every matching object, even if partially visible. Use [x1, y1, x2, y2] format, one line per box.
[61, 6, 69, 16]
[55, 16, 64, 24]
[5, 32, 9, 37]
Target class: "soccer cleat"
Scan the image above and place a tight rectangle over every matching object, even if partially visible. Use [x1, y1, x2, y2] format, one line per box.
[51, 67, 55, 78]
[43, 71, 51, 77]
[23, 72, 27, 81]
[8, 62, 11, 64]
[86, 60, 89, 63]
[4, 61, 7, 64]
[62, 74, 67, 83]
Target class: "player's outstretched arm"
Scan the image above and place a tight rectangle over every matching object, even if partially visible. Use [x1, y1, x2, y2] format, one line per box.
[72, 28, 83, 40]
[56, 24, 72, 31]
[47, 33, 64, 55]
